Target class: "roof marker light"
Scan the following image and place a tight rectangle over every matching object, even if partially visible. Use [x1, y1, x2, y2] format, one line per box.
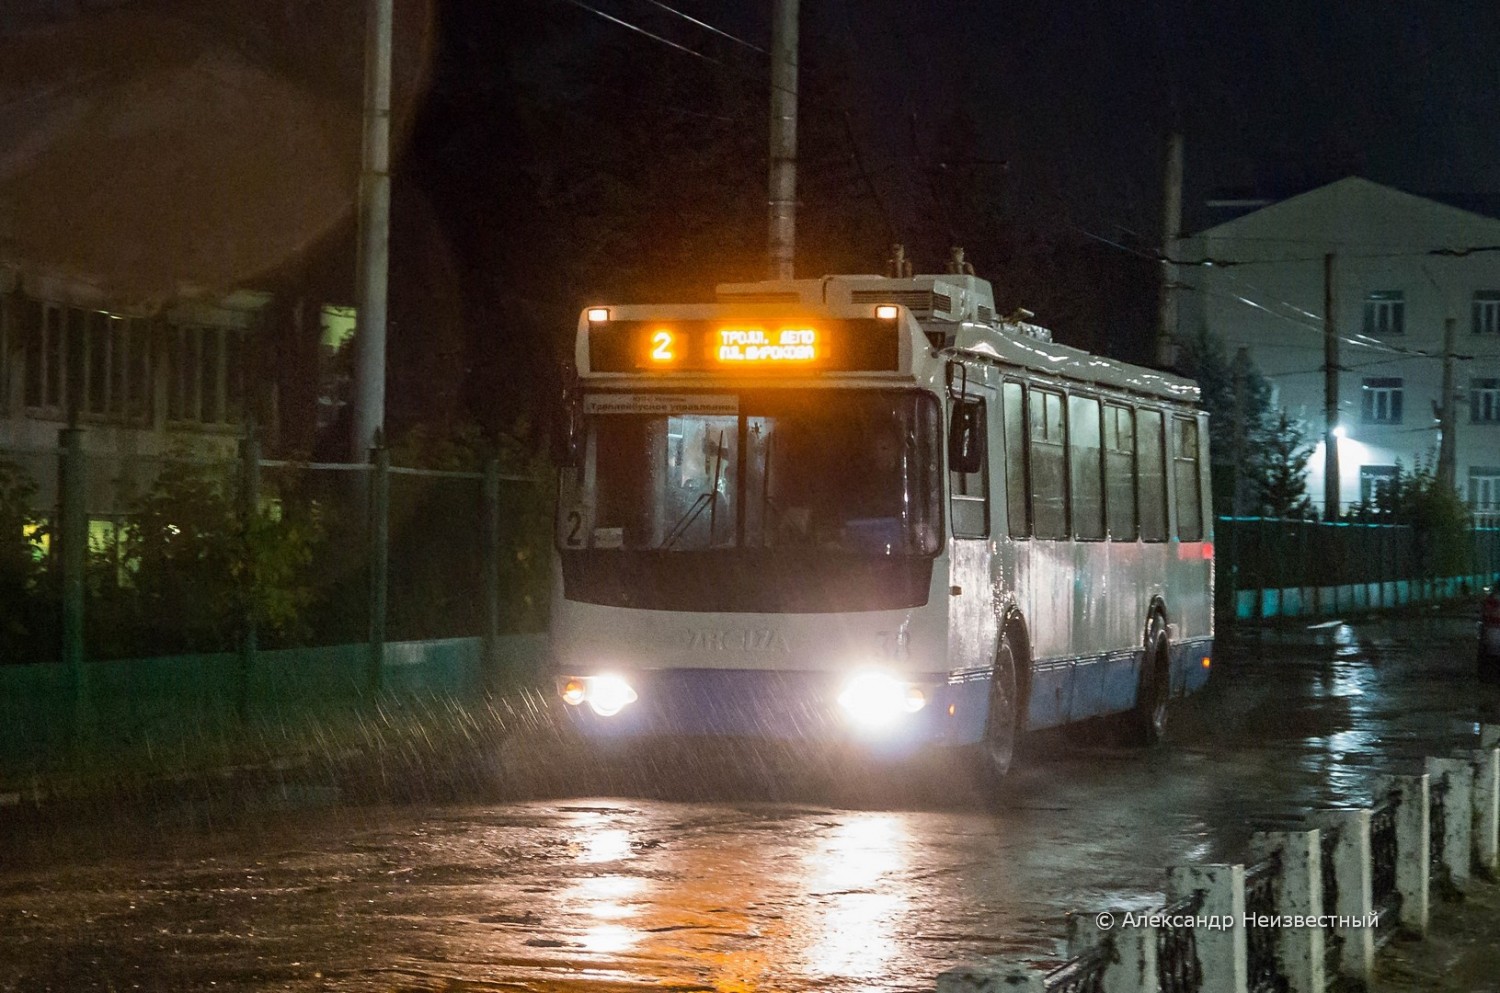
[587, 307, 610, 323]
[875, 304, 900, 320]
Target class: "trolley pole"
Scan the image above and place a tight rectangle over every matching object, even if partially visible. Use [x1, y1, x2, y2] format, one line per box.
[1323, 252, 1341, 520]
[766, 0, 799, 280]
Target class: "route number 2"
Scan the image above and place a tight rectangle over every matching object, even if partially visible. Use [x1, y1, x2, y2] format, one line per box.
[651, 330, 674, 362]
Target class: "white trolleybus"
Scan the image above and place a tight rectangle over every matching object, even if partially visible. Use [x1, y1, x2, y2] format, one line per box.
[551, 271, 1213, 776]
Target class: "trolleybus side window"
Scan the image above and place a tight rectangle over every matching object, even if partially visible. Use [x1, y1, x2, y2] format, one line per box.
[1029, 388, 1067, 539]
[948, 396, 989, 538]
[1103, 403, 1136, 539]
[1068, 394, 1104, 540]
[1137, 407, 1168, 542]
[1172, 415, 1204, 541]
[1002, 381, 1030, 538]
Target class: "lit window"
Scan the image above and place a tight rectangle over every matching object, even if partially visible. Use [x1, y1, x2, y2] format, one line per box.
[1474, 292, 1500, 335]
[1473, 378, 1500, 424]
[1360, 465, 1398, 505]
[1471, 467, 1500, 510]
[1361, 377, 1403, 424]
[1362, 290, 1405, 335]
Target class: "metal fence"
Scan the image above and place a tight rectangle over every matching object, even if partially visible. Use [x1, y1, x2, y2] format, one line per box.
[0, 435, 547, 670]
[1216, 515, 1500, 623]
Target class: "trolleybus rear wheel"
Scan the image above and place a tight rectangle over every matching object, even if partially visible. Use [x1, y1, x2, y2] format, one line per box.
[979, 632, 1021, 779]
[1126, 615, 1170, 745]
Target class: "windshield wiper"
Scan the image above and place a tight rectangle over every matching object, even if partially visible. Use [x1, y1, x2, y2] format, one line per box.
[659, 429, 726, 549]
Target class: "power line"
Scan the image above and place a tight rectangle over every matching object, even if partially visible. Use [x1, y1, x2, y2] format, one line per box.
[636, 0, 765, 54]
[556, 0, 720, 64]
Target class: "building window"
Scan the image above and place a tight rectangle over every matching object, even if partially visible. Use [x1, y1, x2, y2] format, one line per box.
[16, 298, 150, 421]
[167, 325, 248, 425]
[1473, 378, 1500, 424]
[1361, 377, 1404, 424]
[1363, 290, 1405, 335]
[1471, 468, 1500, 512]
[1361, 465, 1398, 505]
[1475, 292, 1500, 335]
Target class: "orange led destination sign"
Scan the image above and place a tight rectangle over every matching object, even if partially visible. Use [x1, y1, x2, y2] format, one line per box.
[716, 327, 818, 363]
[587, 318, 898, 373]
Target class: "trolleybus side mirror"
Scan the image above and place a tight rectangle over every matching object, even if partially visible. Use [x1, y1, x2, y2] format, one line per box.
[948, 398, 984, 475]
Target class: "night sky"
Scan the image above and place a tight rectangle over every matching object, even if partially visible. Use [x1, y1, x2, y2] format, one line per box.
[4, 0, 1499, 442]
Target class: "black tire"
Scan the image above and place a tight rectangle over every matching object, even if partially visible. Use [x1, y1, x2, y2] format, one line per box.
[1126, 615, 1170, 746]
[977, 629, 1023, 780]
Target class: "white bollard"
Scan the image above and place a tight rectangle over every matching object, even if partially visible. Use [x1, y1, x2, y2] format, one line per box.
[1377, 773, 1430, 936]
[937, 961, 1048, 993]
[1249, 830, 1324, 993]
[1471, 747, 1500, 876]
[1167, 864, 1248, 993]
[1067, 914, 1160, 993]
[1306, 808, 1374, 984]
[1426, 756, 1474, 889]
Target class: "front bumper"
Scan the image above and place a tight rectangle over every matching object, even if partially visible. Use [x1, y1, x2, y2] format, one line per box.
[550, 667, 989, 753]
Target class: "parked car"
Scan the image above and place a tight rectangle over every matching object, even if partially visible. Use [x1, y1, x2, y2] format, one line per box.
[1481, 579, 1500, 674]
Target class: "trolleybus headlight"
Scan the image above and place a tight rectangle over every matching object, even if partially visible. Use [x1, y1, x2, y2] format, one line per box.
[585, 675, 638, 717]
[837, 671, 927, 727]
[558, 674, 637, 716]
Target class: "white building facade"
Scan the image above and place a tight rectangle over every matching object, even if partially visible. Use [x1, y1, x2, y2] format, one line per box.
[1178, 177, 1500, 520]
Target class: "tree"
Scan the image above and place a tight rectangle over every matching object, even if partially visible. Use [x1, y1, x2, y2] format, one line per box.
[1176, 327, 1313, 519]
[1257, 410, 1315, 519]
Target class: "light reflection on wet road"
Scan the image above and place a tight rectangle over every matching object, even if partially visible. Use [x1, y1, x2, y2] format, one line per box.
[2, 612, 1497, 992]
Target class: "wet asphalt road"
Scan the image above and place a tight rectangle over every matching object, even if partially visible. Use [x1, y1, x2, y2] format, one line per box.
[2, 610, 1497, 993]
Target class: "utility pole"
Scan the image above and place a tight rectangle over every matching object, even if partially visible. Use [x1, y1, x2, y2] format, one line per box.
[1323, 252, 1341, 520]
[767, 0, 798, 280]
[351, 0, 393, 461]
[1231, 347, 1250, 516]
[1154, 131, 1184, 368]
[1437, 315, 1458, 490]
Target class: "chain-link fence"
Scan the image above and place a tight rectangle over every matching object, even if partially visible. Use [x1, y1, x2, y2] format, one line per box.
[0, 437, 548, 668]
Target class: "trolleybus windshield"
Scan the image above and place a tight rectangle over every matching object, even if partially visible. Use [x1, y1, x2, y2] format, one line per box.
[561, 390, 941, 557]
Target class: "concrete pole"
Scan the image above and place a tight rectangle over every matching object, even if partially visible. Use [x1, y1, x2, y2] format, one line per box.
[1378, 772, 1430, 935]
[1306, 808, 1374, 984]
[237, 424, 261, 724]
[58, 426, 88, 745]
[1471, 746, 1500, 875]
[1426, 756, 1474, 889]
[1250, 830, 1325, 993]
[766, 0, 798, 280]
[1154, 131, 1183, 369]
[1167, 864, 1248, 993]
[1231, 347, 1250, 516]
[367, 442, 390, 694]
[1437, 316, 1458, 491]
[482, 457, 503, 688]
[351, 0, 393, 461]
[1322, 253, 1341, 520]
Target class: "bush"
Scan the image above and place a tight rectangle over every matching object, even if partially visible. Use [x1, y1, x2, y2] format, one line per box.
[89, 457, 321, 658]
[0, 459, 53, 664]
